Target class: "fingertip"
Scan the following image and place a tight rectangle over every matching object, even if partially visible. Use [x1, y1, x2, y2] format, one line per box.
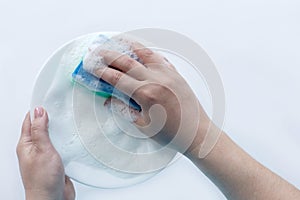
[98, 49, 109, 56]
[133, 116, 146, 127]
[31, 107, 51, 148]
[33, 107, 49, 122]
[131, 41, 145, 51]
[31, 108, 49, 134]
[44, 108, 49, 122]
[94, 67, 105, 79]
[133, 45, 154, 59]
[104, 97, 142, 123]
[34, 107, 44, 119]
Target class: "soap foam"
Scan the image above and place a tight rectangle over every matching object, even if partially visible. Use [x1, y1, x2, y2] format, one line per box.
[83, 35, 141, 76]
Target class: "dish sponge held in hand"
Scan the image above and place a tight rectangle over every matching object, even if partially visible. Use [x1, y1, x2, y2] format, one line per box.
[72, 34, 141, 111]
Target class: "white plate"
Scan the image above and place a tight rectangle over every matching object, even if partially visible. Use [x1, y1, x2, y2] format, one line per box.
[30, 32, 213, 188]
[30, 32, 181, 188]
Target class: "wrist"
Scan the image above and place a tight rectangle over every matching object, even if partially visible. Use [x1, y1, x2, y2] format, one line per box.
[184, 119, 222, 159]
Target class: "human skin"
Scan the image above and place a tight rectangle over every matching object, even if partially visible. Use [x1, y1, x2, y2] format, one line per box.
[187, 132, 300, 199]
[93, 43, 300, 199]
[17, 108, 75, 200]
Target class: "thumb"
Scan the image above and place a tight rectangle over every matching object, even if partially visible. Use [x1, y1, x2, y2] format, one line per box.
[31, 107, 53, 150]
[104, 97, 142, 123]
[103, 97, 152, 134]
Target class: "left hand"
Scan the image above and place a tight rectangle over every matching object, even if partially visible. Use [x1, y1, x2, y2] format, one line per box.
[16, 107, 75, 200]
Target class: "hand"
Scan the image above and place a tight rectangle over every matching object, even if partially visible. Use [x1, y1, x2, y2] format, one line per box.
[16, 108, 75, 200]
[95, 42, 211, 153]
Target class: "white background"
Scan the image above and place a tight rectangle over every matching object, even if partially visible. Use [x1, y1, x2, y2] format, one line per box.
[0, 0, 299, 199]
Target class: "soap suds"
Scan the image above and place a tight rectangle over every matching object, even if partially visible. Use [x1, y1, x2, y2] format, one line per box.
[83, 35, 141, 76]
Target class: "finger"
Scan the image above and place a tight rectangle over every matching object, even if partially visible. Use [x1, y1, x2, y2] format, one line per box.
[95, 67, 142, 99]
[104, 97, 167, 142]
[64, 176, 76, 200]
[104, 97, 141, 122]
[132, 42, 176, 70]
[19, 112, 32, 143]
[104, 97, 151, 133]
[162, 57, 176, 70]
[99, 50, 147, 79]
[31, 107, 53, 150]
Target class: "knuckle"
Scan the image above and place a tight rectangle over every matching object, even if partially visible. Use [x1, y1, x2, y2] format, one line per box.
[142, 48, 154, 57]
[123, 57, 135, 68]
[113, 71, 122, 84]
[139, 88, 157, 103]
[135, 47, 154, 58]
[31, 122, 44, 135]
[16, 144, 22, 156]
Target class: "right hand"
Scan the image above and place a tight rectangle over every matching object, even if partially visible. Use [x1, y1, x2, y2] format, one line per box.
[95, 42, 212, 153]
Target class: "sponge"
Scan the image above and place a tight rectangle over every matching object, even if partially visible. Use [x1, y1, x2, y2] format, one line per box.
[72, 34, 141, 111]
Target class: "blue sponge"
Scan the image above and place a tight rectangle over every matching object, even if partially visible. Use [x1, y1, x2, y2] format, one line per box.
[72, 60, 141, 111]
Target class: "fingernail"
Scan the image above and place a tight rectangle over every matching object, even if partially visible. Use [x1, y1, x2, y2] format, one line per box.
[34, 107, 44, 118]
[94, 68, 104, 77]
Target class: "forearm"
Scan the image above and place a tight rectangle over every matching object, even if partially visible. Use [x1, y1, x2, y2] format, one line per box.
[25, 190, 63, 200]
[26, 194, 54, 200]
[186, 129, 300, 200]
